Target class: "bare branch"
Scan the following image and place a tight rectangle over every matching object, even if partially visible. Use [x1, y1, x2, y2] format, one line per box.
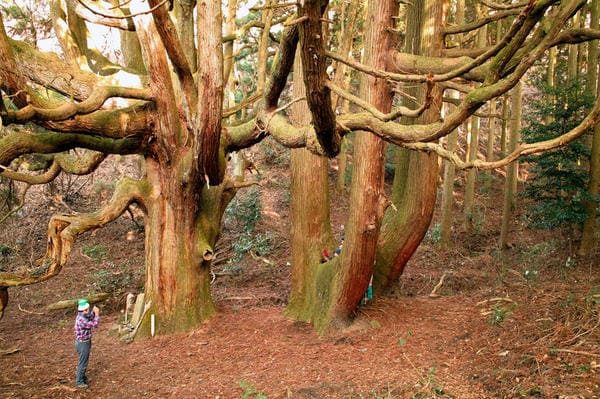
[326, 79, 434, 121]
[480, 0, 529, 10]
[444, 8, 522, 35]
[404, 94, 600, 170]
[549, 28, 600, 46]
[67, 0, 135, 30]
[298, 0, 340, 157]
[223, 91, 263, 118]
[222, 17, 288, 43]
[264, 23, 299, 110]
[0, 130, 143, 167]
[75, 0, 169, 21]
[0, 162, 61, 185]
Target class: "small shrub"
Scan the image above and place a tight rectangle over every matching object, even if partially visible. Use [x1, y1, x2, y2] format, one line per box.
[82, 244, 109, 263]
[425, 224, 442, 244]
[224, 187, 274, 266]
[0, 244, 12, 256]
[489, 305, 514, 326]
[259, 137, 289, 165]
[239, 380, 268, 399]
[92, 264, 142, 293]
[521, 75, 595, 230]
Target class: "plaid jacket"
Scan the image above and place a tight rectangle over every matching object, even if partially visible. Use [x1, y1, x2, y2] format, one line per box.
[74, 312, 99, 342]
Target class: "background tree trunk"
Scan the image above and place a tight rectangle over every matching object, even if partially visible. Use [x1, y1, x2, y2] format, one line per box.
[500, 81, 522, 249]
[304, 0, 398, 332]
[439, 0, 465, 249]
[578, 0, 600, 256]
[567, 11, 581, 81]
[464, 7, 487, 234]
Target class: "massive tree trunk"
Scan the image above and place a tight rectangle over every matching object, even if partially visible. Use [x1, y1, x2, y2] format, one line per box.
[139, 158, 225, 335]
[286, 0, 397, 333]
[285, 51, 334, 321]
[373, 0, 444, 292]
[129, 1, 226, 335]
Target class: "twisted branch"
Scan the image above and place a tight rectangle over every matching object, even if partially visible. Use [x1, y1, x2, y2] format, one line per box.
[0, 177, 149, 287]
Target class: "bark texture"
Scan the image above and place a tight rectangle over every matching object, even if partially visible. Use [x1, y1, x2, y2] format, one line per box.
[285, 50, 334, 322]
[500, 82, 522, 249]
[374, 0, 444, 291]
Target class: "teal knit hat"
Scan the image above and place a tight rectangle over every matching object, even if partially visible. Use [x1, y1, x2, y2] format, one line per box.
[77, 299, 90, 311]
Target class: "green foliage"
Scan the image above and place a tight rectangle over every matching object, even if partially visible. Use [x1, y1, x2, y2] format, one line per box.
[259, 137, 289, 165]
[521, 76, 596, 230]
[82, 244, 109, 263]
[488, 302, 517, 326]
[224, 187, 273, 265]
[238, 380, 268, 399]
[230, 232, 273, 263]
[91, 261, 143, 293]
[0, 0, 52, 44]
[0, 243, 12, 259]
[397, 330, 413, 347]
[425, 223, 442, 244]
[410, 367, 449, 398]
[226, 187, 262, 233]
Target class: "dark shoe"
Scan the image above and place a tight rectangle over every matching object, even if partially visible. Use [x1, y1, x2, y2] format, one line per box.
[76, 383, 89, 389]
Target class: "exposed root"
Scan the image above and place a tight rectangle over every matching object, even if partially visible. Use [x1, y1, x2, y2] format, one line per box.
[429, 272, 448, 298]
[17, 303, 44, 315]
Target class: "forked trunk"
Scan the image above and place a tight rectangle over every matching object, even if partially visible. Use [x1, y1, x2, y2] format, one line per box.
[138, 158, 229, 336]
[373, 0, 444, 292]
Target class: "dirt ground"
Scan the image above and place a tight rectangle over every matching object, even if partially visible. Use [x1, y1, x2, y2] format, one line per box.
[0, 153, 599, 398]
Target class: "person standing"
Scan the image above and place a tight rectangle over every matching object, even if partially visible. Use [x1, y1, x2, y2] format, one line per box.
[74, 299, 100, 389]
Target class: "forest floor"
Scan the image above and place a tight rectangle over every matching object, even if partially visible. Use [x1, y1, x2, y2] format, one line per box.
[0, 148, 599, 399]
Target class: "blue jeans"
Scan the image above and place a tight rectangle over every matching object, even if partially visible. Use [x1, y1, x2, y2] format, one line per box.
[75, 340, 91, 385]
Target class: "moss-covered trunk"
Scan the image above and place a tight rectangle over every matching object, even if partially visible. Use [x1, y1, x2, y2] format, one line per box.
[373, 0, 444, 292]
[286, 50, 333, 322]
[285, 0, 396, 333]
[139, 156, 230, 336]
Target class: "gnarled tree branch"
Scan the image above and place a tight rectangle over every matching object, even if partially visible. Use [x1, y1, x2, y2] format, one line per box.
[2, 85, 153, 124]
[0, 177, 149, 287]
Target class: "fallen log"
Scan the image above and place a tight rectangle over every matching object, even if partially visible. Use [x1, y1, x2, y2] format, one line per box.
[46, 293, 110, 311]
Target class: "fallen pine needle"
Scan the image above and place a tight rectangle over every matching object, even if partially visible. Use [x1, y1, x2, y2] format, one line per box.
[48, 385, 78, 393]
